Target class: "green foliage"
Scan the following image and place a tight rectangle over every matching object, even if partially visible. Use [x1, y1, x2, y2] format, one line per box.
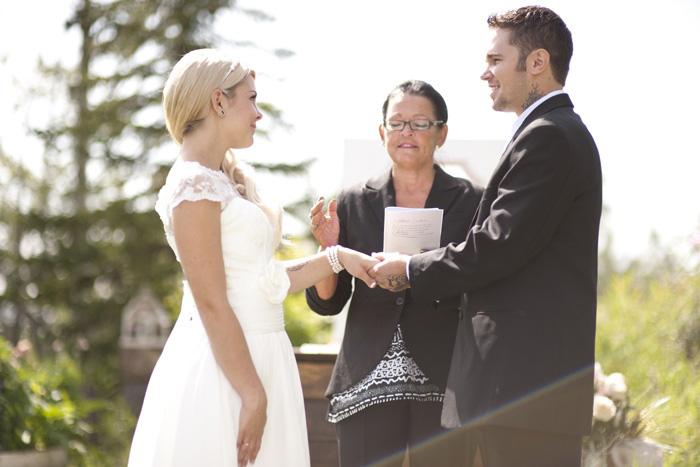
[0, 198, 181, 395]
[284, 291, 333, 348]
[595, 249, 700, 465]
[0, 336, 135, 464]
[277, 241, 334, 347]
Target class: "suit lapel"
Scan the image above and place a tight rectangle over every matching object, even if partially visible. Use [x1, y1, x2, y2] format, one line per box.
[362, 164, 460, 226]
[362, 168, 395, 228]
[491, 93, 575, 182]
[425, 165, 461, 213]
[514, 93, 574, 141]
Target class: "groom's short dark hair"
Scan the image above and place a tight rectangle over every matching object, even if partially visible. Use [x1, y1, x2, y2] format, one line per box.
[488, 6, 573, 86]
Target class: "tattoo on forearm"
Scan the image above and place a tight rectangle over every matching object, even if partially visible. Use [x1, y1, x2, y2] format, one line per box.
[522, 84, 543, 113]
[288, 260, 310, 272]
[385, 274, 409, 292]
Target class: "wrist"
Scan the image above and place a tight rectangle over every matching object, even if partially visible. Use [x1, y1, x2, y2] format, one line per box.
[318, 242, 339, 252]
[241, 386, 267, 410]
[320, 240, 338, 250]
[326, 245, 345, 274]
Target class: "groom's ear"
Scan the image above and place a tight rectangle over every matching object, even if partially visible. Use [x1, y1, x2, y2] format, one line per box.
[528, 48, 550, 77]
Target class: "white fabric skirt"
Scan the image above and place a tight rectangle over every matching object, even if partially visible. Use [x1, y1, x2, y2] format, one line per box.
[128, 299, 310, 466]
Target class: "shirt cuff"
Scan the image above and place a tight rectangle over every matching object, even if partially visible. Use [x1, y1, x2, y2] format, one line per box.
[406, 256, 411, 281]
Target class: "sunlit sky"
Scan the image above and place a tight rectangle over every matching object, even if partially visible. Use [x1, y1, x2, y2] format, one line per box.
[2, 0, 699, 263]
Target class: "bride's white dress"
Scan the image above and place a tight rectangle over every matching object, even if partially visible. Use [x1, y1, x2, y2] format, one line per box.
[128, 160, 310, 466]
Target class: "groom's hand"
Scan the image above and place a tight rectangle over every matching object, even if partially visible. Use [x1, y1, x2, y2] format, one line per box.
[369, 253, 411, 292]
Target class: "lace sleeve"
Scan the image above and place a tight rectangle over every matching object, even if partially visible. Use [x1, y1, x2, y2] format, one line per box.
[169, 171, 228, 211]
[155, 161, 235, 236]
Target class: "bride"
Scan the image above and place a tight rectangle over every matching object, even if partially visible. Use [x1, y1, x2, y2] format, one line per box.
[127, 49, 378, 467]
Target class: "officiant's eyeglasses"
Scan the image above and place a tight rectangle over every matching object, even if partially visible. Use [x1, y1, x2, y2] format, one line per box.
[383, 119, 444, 131]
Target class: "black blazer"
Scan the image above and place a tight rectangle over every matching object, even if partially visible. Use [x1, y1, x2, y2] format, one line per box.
[306, 165, 482, 398]
[410, 94, 602, 435]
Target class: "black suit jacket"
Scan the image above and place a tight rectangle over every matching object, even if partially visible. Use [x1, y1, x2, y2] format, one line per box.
[306, 165, 482, 398]
[410, 94, 602, 435]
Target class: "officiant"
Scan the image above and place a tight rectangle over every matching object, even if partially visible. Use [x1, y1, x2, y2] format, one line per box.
[306, 80, 483, 467]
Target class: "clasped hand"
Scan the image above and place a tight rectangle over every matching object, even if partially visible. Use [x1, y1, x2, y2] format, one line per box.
[368, 252, 411, 292]
[309, 197, 411, 292]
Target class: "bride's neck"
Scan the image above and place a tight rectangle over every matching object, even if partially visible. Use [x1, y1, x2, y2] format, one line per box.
[179, 126, 228, 171]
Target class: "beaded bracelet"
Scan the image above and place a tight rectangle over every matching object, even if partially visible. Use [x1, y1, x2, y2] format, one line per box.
[326, 245, 344, 274]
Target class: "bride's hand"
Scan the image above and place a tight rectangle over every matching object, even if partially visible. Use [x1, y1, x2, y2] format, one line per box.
[237, 390, 267, 467]
[309, 197, 340, 248]
[337, 247, 380, 289]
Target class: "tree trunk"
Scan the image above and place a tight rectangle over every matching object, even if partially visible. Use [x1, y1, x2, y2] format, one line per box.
[72, 0, 93, 214]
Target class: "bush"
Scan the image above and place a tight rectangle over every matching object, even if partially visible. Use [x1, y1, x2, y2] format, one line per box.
[278, 239, 334, 347]
[595, 265, 700, 465]
[0, 336, 135, 465]
[284, 290, 333, 347]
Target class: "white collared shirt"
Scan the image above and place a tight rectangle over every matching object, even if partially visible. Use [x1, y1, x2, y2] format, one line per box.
[509, 89, 566, 139]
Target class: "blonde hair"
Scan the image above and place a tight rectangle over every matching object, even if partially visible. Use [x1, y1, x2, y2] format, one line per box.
[163, 49, 282, 244]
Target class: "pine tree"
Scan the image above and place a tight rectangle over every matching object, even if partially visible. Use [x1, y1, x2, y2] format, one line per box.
[0, 0, 306, 428]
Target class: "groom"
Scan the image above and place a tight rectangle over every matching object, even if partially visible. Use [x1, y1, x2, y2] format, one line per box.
[370, 6, 602, 466]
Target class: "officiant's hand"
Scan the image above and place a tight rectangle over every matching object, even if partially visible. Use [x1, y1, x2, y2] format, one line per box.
[309, 196, 339, 248]
[369, 253, 411, 292]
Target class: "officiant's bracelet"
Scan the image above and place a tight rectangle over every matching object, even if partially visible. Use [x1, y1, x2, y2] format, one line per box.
[326, 245, 344, 274]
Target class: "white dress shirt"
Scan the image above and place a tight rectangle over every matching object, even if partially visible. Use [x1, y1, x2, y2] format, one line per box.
[510, 90, 566, 139]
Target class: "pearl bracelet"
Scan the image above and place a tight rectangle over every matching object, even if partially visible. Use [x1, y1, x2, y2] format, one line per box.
[326, 245, 344, 274]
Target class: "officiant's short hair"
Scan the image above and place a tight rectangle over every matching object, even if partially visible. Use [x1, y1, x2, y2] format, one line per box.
[381, 80, 448, 126]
